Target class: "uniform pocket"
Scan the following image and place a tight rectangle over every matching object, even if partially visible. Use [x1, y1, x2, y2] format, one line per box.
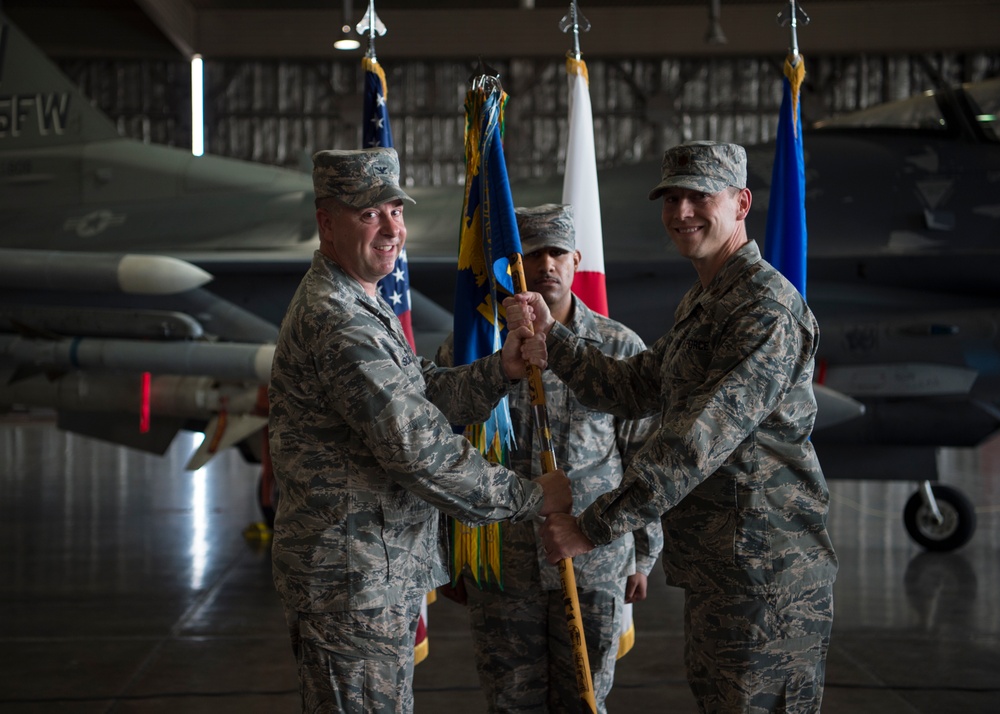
[733, 507, 774, 588]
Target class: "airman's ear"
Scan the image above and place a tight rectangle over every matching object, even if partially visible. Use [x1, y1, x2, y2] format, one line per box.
[737, 187, 752, 220]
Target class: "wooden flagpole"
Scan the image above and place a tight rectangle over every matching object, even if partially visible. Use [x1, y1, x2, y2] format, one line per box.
[508, 252, 597, 713]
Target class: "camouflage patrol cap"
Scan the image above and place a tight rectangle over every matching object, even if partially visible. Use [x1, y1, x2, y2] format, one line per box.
[647, 141, 747, 199]
[312, 147, 415, 208]
[515, 204, 576, 255]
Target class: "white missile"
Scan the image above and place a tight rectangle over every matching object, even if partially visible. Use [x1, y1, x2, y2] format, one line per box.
[0, 334, 274, 383]
[813, 384, 866, 430]
[0, 249, 212, 295]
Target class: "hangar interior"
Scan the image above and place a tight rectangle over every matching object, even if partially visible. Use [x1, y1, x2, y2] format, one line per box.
[2, 1, 1000, 712]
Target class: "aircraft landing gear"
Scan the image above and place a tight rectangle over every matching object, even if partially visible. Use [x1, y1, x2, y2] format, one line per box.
[903, 482, 976, 552]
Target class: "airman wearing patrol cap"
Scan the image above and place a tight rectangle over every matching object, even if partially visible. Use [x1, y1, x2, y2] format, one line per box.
[526, 138, 836, 714]
[435, 204, 662, 713]
[515, 203, 580, 326]
[310, 148, 416, 297]
[272, 150, 571, 713]
[644, 140, 753, 288]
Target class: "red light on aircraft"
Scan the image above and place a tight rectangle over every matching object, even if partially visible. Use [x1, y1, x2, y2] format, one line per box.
[140, 372, 151, 433]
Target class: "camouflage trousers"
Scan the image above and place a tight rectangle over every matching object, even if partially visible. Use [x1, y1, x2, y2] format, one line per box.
[283, 593, 424, 713]
[683, 583, 834, 714]
[464, 575, 625, 714]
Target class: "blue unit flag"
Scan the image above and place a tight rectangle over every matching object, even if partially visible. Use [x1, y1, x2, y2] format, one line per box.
[764, 56, 808, 298]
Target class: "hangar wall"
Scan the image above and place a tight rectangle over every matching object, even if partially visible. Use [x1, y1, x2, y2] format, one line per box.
[58, 51, 1000, 186]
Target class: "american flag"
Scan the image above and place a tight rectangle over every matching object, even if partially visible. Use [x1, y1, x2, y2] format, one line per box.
[362, 54, 427, 662]
[378, 248, 413, 341]
[365, 57, 416, 350]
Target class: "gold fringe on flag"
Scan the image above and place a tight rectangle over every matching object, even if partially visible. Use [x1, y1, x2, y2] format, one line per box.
[450, 422, 506, 588]
[362, 56, 388, 99]
[565, 55, 589, 85]
[784, 54, 806, 138]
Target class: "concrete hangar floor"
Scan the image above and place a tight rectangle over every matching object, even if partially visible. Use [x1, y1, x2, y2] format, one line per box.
[1, 412, 998, 713]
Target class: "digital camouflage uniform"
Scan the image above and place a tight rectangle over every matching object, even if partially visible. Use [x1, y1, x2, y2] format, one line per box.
[269, 147, 545, 714]
[438, 293, 664, 714]
[545, 239, 838, 713]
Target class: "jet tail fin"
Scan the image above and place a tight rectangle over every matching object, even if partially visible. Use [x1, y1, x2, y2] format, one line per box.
[0, 12, 120, 151]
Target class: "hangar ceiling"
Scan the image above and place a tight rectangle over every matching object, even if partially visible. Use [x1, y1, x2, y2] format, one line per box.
[4, 0, 999, 61]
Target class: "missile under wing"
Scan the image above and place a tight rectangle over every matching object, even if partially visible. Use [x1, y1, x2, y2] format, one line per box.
[0, 11, 321, 473]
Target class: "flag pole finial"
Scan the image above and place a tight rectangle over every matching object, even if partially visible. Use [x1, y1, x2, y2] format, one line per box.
[777, 1, 810, 66]
[559, 1, 591, 60]
[357, 0, 387, 60]
[469, 58, 503, 93]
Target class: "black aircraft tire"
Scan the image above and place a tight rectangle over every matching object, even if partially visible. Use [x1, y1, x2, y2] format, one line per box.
[903, 484, 976, 552]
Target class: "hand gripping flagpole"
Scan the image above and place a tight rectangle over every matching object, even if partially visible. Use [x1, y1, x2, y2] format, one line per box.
[508, 254, 598, 714]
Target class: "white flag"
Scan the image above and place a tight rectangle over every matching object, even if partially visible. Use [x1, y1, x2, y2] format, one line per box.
[563, 58, 608, 317]
[563, 57, 636, 658]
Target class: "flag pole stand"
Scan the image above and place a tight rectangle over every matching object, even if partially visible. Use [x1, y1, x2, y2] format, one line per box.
[509, 252, 598, 714]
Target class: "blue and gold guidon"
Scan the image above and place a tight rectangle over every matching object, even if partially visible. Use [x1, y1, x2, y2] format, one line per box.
[450, 81, 524, 588]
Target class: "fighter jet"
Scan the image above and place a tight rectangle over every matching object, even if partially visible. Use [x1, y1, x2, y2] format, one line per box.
[0, 11, 319, 480]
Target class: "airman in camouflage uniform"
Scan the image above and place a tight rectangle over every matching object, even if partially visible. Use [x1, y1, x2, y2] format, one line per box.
[519, 142, 839, 713]
[269, 148, 571, 714]
[436, 204, 664, 713]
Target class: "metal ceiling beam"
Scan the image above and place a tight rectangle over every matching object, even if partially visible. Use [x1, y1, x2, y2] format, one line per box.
[189, 2, 1000, 59]
[7, 1, 1000, 60]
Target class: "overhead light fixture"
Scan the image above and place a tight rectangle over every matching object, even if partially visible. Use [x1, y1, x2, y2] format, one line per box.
[334, 0, 361, 50]
[334, 36, 360, 51]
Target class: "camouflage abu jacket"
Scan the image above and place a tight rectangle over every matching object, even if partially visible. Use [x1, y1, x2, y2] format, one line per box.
[438, 296, 664, 593]
[546, 241, 838, 595]
[269, 252, 543, 613]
